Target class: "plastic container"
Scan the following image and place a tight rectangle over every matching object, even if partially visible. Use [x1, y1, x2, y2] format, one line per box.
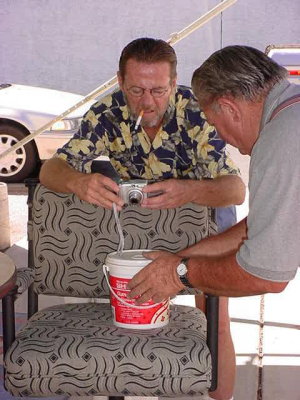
[104, 250, 170, 329]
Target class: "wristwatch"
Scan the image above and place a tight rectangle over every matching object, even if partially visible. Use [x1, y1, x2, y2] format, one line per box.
[176, 257, 193, 288]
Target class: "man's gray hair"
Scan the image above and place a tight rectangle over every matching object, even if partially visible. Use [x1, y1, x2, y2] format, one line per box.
[192, 45, 288, 107]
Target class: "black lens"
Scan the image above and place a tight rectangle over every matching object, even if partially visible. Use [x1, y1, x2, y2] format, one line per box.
[129, 197, 139, 205]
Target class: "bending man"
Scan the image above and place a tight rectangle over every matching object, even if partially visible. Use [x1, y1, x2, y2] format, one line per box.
[127, 47, 299, 397]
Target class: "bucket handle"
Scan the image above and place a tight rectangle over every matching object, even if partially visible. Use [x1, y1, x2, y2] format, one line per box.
[103, 264, 167, 309]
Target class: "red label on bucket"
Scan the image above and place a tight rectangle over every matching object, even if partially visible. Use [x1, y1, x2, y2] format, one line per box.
[110, 275, 169, 327]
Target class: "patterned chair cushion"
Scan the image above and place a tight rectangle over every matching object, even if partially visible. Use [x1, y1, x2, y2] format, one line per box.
[5, 303, 211, 397]
[31, 184, 217, 298]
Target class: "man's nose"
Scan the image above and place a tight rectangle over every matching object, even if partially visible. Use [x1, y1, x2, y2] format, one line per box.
[140, 90, 155, 106]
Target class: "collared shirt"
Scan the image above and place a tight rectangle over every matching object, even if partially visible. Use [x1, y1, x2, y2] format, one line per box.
[55, 85, 239, 181]
[237, 80, 300, 281]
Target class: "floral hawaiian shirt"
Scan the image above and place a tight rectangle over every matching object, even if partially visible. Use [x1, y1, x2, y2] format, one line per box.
[55, 85, 239, 181]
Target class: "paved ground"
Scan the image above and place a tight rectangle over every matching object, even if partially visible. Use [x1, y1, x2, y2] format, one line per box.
[7, 183, 28, 244]
[2, 183, 300, 400]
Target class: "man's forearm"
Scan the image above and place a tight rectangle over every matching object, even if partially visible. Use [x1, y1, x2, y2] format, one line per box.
[39, 158, 84, 193]
[179, 218, 247, 258]
[191, 175, 245, 207]
[40, 157, 122, 208]
[187, 252, 288, 297]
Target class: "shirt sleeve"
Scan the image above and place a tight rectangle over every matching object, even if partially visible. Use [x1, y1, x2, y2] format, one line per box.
[54, 107, 107, 173]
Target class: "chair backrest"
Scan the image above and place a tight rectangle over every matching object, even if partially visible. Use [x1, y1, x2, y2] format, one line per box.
[28, 182, 218, 298]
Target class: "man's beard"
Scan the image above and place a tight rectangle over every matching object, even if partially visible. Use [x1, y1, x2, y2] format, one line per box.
[124, 93, 167, 129]
[141, 112, 165, 128]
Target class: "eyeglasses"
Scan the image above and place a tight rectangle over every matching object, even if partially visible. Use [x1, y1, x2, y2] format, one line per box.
[126, 86, 170, 98]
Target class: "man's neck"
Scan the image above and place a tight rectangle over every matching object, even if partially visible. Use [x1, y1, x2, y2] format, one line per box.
[246, 100, 265, 154]
[142, 122, 162, 142]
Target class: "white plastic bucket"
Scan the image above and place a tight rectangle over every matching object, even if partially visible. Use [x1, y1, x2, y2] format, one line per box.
[103, 249, 170, 329]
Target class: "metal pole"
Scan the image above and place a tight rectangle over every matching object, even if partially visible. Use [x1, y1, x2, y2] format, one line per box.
[0, 182, 11, 250]
[167, 0, 237, 46]
[0, 0, 237, 162]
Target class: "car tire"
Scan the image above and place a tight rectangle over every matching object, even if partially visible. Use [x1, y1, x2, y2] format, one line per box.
[0, 123, 38, 183]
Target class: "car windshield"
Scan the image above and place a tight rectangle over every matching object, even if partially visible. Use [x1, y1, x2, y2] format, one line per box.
[0, 84, 11, 90]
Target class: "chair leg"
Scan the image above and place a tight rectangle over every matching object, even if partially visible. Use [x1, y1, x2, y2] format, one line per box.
[28, 283, 38, 318]
[108, 397, 125, 400]
[25, 177, 39, 319]
[2, 288, 17, 356]
[206, 294, 219, 392]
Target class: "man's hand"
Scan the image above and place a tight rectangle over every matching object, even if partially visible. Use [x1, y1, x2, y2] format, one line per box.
[70, 173, 124, 210]
[141, 179, 192, 209]
[40, 158, 124, 209]
[127, 250, 185, 304]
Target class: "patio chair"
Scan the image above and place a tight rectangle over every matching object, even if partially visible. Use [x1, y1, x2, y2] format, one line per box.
[2, 178, 219, 398]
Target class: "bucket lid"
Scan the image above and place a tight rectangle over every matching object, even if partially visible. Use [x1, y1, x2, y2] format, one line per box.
[105, 249, 153, 267]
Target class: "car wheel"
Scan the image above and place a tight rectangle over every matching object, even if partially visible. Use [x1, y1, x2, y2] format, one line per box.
[0, 123, 38, 183]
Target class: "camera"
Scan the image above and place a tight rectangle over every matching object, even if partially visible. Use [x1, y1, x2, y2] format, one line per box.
[119, 179, 148, 206]
[119, 179, 164, 207]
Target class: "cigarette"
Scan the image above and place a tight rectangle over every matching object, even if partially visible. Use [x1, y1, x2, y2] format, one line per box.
[134, 110, 144, 130]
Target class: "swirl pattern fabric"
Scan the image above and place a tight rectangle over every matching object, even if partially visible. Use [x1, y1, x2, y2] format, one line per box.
[31, 184, 217, 298]
[4, 183, 218, 397]
[5, 303, 210, 397]
[15, 268, 34, 295]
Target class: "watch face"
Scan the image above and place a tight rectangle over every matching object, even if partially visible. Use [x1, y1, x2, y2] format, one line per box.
[177, 263, 188, 276]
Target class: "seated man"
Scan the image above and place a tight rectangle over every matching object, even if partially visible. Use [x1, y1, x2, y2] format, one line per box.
[40, 37, 245, 400]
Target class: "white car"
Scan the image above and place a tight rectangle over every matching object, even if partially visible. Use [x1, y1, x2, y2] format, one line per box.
[0, 84, 95, 183]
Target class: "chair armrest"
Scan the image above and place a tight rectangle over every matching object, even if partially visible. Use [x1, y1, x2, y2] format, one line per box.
[15, 268, 34, 295]
[1, 268, 35, 358]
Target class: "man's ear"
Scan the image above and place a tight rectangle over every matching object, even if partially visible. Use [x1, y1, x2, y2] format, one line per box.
[117, 71, 123, 90]
[171, 76, 177, 88]
[218, 97, 240, 122]
[169, 77, 177, 96]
